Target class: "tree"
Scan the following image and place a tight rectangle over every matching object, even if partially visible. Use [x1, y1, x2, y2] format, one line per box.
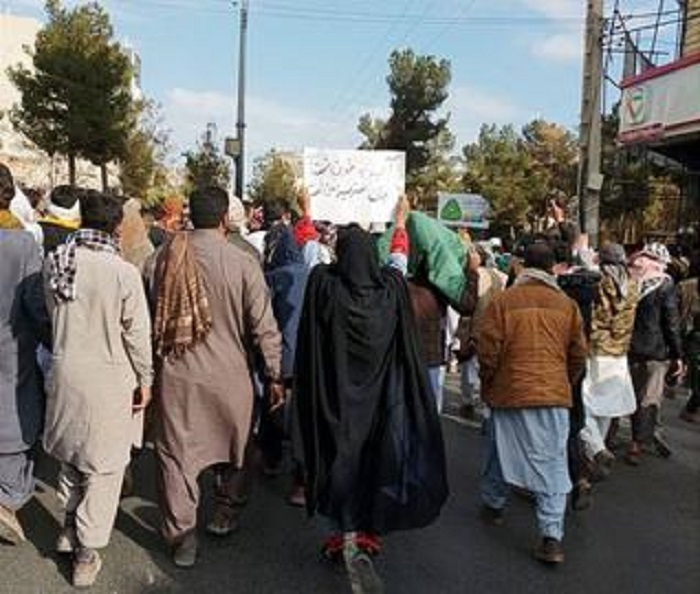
[358, 48, 452, 209]
[521, 119, 578, 206]
[408, 128, 461, 210]
[8, 0, 135, 188]
[461, 124, 536, 231]
[247, 150, 299, 210]
[119, 101, 170, 200]
[182, 124, 231, 193]
[598, 106, 684, 242]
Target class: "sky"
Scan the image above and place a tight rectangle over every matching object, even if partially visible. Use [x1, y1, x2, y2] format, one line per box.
[3, 0, 676, 177]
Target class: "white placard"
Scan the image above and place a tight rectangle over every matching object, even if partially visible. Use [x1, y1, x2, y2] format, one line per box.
[303, 148, 405, 225]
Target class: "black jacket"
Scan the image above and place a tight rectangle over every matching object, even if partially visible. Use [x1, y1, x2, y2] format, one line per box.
[558, 268, 601, 339]
[630, 278, 683, 361]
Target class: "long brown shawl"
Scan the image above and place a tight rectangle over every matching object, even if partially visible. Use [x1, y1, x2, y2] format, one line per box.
[153, 232, 212, 359]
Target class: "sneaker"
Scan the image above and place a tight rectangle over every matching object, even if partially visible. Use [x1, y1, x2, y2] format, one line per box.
[0, 504, 26, 545]
[480, 504, 505, 526]
[72, 548, 102, 588]
[173, 533, 197, 568]
[344, 541, 384, 594]
[534, 537, 565, 565]
[56, 524, 79, 554]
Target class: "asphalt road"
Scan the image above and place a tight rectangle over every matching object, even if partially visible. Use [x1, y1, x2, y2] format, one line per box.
[1, 380, 699, 594]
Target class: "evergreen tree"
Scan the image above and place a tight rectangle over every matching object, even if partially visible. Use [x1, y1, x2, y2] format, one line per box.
[8, 0, 135, 187]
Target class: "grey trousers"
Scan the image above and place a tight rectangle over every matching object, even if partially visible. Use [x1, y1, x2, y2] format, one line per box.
[0, 451, 34, 511]
[57, 462, 125, 549]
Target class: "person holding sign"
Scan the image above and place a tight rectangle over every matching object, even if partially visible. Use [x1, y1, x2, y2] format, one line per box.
[294, 197, 448, 594]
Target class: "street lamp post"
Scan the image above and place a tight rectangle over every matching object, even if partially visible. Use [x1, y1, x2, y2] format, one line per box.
[234, 0, 248, 199]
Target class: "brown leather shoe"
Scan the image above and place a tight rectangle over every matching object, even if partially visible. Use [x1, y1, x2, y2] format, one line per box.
[0, 504, 26, 545]
[534, 537, 565, 565]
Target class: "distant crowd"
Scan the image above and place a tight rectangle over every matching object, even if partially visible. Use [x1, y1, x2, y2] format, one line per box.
[0, 160, 698, 593]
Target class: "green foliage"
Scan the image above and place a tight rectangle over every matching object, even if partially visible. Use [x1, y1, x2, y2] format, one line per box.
[358, 48, 452, 208]
[8, 0, 135, 183]
[182, 125, 231, 193]
[521, 119, 578, 202]
[599, 106, 683, 242]
[408, 127, 461, 211]
[119, 101, 170, 200]
[461, 124, 535, 229]
[247, 151, 300, 211]
[460, 120, 579, 231]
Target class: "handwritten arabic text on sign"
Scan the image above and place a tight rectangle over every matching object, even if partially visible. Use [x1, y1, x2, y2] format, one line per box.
[304, 149, 405, 225]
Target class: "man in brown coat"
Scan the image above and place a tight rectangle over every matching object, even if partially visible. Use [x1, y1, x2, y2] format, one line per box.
[478, 241, 587, 565]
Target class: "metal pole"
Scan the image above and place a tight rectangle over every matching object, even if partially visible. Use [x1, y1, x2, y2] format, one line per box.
[235, 0, 249, 199]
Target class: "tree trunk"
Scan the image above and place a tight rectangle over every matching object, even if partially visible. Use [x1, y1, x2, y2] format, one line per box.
[68, 154, 76, 186]
[101, 163, 108, 192]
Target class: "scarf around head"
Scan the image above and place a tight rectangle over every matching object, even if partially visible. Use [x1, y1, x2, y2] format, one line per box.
[515, 267, 562, 292]
[335, 225, 383, 289]
[264, 225, 304, 272]
[0, 210, 23, 230]
[633, 254, 669, 300]
[49, 229, 121, 301]
[599, 243, 630, 299]
[153, 232, 212, 360]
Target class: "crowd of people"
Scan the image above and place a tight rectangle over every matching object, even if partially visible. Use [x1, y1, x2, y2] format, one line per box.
[0, 159, 698, 593]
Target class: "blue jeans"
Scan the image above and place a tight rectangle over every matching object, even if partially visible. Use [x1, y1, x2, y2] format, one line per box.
[480, 418, 567, 541]
[428, 366, 445, 413]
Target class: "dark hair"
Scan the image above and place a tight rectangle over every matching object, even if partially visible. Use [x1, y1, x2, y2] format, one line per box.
[524, 241, 555, 272]
[262, 199, 289, 229]
[189, 186, 229, 229]
[50, 185, 81, 209]
[551, 240, 573, 266]
[80, 191, 124, 234]
[22, 187, 44, 209]
[0, 162, 15, 209]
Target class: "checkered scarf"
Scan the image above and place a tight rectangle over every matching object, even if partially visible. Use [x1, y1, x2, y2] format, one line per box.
[152, 232, 212, 359]
[48, 229, 121, 301]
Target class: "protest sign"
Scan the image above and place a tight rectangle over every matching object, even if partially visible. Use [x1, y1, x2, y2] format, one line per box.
[437, 193, 490, 229]
[303, 149, 405, 225]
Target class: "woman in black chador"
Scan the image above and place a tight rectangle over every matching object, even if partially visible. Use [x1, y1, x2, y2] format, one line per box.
[294, 212, 448, 594]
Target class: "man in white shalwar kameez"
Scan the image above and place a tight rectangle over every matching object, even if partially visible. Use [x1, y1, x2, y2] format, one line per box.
[44, 192, 153, 588]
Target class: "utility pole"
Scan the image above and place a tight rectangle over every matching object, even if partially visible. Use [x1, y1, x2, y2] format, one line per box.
[226, 0, 249, 199]
[577, 0, 604, 248]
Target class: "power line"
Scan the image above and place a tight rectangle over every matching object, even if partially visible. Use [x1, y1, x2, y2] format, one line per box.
[326, 0, 420, 117]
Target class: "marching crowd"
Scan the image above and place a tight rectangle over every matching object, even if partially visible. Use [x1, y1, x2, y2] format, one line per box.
[0, 160, 698, 593]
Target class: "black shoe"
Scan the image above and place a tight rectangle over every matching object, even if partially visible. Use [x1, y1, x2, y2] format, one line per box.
[534, 537, 565, 565]
[480, 504, 505, 526]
